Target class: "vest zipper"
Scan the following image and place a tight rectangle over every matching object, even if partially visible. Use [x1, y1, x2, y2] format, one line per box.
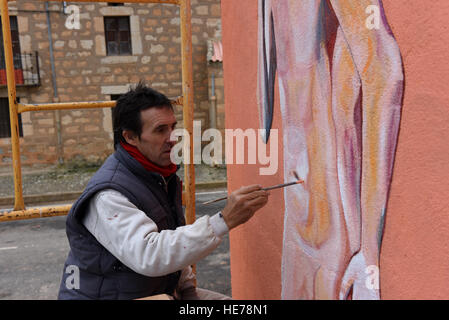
[158, 173, 174, 193]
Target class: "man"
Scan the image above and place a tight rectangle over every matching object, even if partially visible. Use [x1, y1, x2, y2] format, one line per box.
[58, 83, 270, 300]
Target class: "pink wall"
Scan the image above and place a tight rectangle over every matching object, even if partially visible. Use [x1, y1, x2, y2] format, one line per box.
[222, 0, 449, 299]
[222, 0, 284, 299]
[380, 0, 449, 300]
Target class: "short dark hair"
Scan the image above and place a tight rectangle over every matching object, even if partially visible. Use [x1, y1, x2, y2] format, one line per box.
[113, 82, 173, 148]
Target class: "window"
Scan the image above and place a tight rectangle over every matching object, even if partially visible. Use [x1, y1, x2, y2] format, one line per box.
[104, 16, 131, 56]
[0, 16, 23, 85]
[0, 98, 23, 138]
[0, 16, 22, 69]
[108, 2, 124, 6]
[110, 94, 122, 101]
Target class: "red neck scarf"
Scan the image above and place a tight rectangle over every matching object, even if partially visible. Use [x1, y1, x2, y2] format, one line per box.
[120, 141, 177, 178]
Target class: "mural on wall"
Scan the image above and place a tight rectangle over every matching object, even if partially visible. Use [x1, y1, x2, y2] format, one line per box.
[258, 0, 404, 299]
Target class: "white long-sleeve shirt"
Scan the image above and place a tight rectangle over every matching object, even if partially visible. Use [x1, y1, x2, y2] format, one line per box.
[81, 189, 229, 293]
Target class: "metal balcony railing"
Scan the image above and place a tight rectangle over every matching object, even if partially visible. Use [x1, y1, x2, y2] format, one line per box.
[0, 51, 40, 87]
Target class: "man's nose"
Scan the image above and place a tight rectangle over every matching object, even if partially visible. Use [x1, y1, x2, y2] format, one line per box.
[167, 139, 176, 147]
[167, 130, 177, 146]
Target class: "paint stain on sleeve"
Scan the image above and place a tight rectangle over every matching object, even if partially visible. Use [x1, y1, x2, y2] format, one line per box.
[107, 213, 119, 221]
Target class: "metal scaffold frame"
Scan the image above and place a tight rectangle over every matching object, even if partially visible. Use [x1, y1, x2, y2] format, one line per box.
[0, 0, 196, 226]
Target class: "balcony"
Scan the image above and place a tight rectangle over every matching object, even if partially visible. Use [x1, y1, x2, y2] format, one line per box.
[0, 51, 40, 87]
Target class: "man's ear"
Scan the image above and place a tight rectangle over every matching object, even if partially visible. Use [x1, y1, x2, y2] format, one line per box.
[122, 130, 139, 147]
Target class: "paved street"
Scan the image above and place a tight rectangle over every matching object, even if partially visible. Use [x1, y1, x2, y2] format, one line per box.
[0, 190, 230, 300]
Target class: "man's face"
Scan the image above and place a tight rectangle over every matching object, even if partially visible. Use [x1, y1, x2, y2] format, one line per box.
[124, 107, 177, 167]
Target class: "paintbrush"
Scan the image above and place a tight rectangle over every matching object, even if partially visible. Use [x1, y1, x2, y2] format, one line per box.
[202, 171, 303, 205]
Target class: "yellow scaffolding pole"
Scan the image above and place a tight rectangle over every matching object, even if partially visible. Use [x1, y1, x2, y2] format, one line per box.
[0, 0, 22, 211]
[17, 96, 183, 113]
[0, 0, 196, 226]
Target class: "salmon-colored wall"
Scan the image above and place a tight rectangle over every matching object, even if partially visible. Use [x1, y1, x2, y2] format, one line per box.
[380, 0, 449, 300]
[222, 0, 449, 299]
[222, 0, 284, 299]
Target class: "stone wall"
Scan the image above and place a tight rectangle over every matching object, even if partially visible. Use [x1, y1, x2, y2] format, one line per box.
[0, 0, 224, 168]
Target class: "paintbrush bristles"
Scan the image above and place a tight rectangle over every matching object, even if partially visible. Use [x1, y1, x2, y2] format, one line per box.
[292, 171, 300, 181]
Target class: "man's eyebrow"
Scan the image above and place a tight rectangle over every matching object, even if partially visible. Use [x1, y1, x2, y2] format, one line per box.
[154, 121, 177, 129]
[155, 124, 168, 130]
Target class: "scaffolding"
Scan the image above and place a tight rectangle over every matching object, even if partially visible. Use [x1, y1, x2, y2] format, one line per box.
[0, 0, 196, 226]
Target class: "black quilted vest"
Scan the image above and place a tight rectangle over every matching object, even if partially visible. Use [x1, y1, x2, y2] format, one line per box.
[58, 145, 185, 300]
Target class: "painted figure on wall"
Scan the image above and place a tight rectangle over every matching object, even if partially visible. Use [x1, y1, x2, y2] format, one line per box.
[258, 0, 404, 299]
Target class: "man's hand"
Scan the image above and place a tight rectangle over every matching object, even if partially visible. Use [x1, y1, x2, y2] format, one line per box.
[221, 185, 270, 230]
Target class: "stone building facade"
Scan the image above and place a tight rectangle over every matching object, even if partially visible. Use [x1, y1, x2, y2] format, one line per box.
[0, 0, 224, 168]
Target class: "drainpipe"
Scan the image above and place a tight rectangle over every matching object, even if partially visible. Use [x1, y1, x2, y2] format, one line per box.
[209, 71, 217, 130]
[208, 71, 217, 167]
[45, 1, 63, 164]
